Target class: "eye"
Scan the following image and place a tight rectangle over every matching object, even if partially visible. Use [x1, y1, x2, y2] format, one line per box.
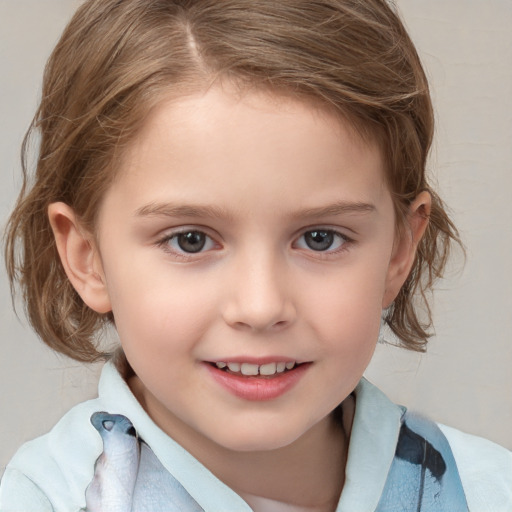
[295, 229, 348, 252]
[160, 230, 217, 254]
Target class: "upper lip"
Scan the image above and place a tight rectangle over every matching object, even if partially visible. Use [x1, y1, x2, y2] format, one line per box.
[205, 356, 305, 365]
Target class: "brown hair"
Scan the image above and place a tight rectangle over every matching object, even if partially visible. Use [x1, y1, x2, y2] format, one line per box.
[5, 0, 462, 362]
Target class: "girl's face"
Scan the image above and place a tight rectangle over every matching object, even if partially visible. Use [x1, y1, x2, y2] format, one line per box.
[82, 85, 421, 452]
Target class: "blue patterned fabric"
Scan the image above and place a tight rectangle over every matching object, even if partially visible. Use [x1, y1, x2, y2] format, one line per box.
[376, 412, 469, 511]
[84, 410, 468, 511]
[83, 412, 203, 512]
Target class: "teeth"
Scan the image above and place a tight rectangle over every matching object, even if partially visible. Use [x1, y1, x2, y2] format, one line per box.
[227, 362, 241, 372]
[240, 363, 259, 376]
[260, 362, 277, 376]
[216, 361, 298, 375]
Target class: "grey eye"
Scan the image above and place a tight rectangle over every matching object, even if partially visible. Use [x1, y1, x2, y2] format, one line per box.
[175, 231, 207, 253]
[304, 230, 335, 251]
[159, 229, 217, 256]
[295, 229, 348, 253]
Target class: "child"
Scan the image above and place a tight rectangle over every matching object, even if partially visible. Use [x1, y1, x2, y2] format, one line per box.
[1, 0, 510, 510]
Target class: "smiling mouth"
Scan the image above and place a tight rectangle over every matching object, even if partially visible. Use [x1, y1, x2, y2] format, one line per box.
[211, 361, 298, 377]
[206, 360, 309, 401]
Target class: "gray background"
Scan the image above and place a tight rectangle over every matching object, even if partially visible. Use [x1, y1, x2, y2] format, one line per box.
[1, 0, 511, 473]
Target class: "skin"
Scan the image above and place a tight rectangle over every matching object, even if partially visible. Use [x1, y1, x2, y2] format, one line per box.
[49, 85, 430, 511]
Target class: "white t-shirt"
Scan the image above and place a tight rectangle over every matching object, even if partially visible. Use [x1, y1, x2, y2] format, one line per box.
[0, 362, 510, 511]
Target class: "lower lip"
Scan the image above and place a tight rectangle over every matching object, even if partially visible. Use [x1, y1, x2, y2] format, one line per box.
[205, 363, 310, 401]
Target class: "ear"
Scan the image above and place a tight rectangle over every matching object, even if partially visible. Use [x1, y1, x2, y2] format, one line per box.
[48, 202, 112, 314]
[382, 191, 431, 308]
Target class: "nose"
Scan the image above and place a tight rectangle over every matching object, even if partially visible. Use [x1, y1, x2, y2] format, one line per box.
[221, 250, 296, 332]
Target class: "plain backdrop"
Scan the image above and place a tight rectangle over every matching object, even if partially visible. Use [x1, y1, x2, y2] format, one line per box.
[1, 0, 511, 474]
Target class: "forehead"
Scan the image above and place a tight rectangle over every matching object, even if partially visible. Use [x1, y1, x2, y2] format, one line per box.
[127, 85, 381, 166]
[103, 84, 391, 223]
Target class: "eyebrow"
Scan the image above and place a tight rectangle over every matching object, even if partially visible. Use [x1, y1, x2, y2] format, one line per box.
[136, 200, 376, 221]
[291, 201, 376, 219]
[135, 202, 234, 221]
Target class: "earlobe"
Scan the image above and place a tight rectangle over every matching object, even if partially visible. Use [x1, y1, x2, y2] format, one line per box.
[48, 202, 112, 314]
[382, 191, 431, 308]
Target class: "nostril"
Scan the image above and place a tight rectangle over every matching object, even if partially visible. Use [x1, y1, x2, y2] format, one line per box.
[222, 295, 296, 332]
[232, 321, 252, 331]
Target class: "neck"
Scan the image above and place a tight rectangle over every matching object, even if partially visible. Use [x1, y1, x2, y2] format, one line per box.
[130, 375, 353, 512]
[229, 415, 348, 512]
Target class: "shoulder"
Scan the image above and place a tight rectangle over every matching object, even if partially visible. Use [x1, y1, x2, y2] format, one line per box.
[0, 361, 134, 510]
[0, 397, 104, 511]
[350, 379, 512, 511]
[439, 424, 512, 511]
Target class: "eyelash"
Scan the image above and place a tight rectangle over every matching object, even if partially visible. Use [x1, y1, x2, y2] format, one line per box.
[155, 227, 353, 259]
[156, 229, 218, 260]
[293, 229, 351, 255]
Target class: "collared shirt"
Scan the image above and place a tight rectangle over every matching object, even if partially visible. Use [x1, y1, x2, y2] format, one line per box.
[1, 362, 511, 511]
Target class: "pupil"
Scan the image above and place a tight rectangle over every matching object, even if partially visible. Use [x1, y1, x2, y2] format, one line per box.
[305, 230, 333, 251]
[177, 231, 206, 253]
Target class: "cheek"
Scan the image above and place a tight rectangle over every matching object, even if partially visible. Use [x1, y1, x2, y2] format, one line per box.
[105, 263, 220, 351]
[305, 262, 388, 335]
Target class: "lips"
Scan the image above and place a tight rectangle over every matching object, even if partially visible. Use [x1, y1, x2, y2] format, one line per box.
[205, 360, 310, 401]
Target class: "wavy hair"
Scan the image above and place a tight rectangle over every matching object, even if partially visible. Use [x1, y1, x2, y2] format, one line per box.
[5, 0, 462, 362]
